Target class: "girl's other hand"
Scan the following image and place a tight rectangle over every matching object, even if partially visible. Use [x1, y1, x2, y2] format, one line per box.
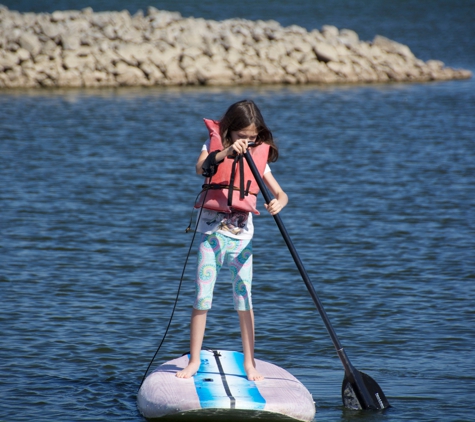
[230, 138, 249, 155]
[264, 199, 284, 215]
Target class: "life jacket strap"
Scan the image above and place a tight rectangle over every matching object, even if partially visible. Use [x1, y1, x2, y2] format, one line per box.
[201, 183, 256, 197]
[227, 154, 251, 206]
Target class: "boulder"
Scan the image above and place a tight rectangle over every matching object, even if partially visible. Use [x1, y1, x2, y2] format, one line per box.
[19, 32, 41, 57]
[114, 61, 148, 85]
[339, 29, 359, 46]
[61, 34, 81, 50]
[373, 35, 415, 60]
[314, 43, 339, 63]
[0, 50, 20, 70]
[57, 68, 83, 86]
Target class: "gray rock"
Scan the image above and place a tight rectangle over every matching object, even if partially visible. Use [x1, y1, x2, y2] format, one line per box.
[0, 50, 19, 70]
[61, 34, 81, 50]
[114, 61, 147, 85]
[314, 43, 339, 63]
[321, 25, 339, 40]
[373, 35, 415, 59]
[339, 29, 359, 46]
[57, 68, 83, 86]
[38, 20, 63, 39]
[18, 32, 41, 57]
[0, 5, 471, 88]
[16, 47, 30, 62]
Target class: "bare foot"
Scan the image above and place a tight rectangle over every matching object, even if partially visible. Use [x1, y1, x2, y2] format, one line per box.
[245, 364, 264, 382]
[176, 360, 200, 379]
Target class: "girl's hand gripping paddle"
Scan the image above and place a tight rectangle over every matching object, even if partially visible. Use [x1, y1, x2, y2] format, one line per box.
[243, 150, 390, 411]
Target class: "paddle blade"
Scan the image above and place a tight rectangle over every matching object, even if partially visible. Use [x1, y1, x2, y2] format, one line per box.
[342, 371, 390, 410]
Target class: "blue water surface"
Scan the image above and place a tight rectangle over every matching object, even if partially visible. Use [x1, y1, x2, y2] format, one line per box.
[1, 1, 475, 421]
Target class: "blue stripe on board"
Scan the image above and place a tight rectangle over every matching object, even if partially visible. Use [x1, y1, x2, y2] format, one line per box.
[221, 350, 266, 410]
[212, 350, 236, 408]
[193, 350, 266, 411]
[193, 354, 231, 409]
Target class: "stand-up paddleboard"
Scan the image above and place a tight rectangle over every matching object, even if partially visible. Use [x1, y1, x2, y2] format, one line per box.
[137, 349, 316, 421]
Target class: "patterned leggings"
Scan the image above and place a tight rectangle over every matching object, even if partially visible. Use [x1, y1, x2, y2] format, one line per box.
[194, 232, 253, 311]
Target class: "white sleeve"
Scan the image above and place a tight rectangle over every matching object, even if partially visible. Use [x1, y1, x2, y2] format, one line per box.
[264, 164, 271, 174]
[202, 139, 210, 152]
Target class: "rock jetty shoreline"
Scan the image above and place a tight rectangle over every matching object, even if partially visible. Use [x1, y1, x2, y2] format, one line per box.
[0, 5, 471, 89]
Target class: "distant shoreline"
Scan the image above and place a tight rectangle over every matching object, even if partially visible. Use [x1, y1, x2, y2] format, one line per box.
[0, 6, 471, 89]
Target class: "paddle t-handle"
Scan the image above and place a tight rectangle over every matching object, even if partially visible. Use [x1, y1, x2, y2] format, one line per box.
[243, 150, 390, 411]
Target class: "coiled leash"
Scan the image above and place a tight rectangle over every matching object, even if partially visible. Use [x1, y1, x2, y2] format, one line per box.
[137, 150, 223, 391]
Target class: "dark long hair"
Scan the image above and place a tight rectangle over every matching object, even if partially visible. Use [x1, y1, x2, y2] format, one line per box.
[219, 100, 279, 163]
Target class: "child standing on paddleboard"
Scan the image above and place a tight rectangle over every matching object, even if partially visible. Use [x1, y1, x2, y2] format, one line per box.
[176, 100, 288, 382]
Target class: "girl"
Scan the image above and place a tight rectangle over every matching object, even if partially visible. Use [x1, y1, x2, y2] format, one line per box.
[176, 100, 288, 381]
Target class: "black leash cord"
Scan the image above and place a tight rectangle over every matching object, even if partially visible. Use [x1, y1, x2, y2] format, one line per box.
[137, 178, 212, 392]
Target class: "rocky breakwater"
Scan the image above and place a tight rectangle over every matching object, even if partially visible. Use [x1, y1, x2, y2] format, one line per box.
[0, 5, 471, 88]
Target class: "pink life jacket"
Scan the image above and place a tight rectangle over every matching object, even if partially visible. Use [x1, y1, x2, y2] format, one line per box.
[194, 118, 270, 215]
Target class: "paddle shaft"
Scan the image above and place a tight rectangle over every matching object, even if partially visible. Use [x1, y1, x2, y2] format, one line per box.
[243, 151, 376, 408]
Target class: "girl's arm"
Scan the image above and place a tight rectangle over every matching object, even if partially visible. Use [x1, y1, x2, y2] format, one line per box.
[196, 139, 250, 175]
[262, 171, 288, 215]
[195, 150, 209, 175]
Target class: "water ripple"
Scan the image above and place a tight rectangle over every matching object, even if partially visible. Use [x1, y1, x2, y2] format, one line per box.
[1, 78, 475, 421]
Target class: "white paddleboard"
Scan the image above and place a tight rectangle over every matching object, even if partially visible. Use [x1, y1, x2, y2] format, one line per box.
[137, 349, 315, 421]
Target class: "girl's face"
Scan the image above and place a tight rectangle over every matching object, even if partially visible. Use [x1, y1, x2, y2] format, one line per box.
[230, 124, 258, 144]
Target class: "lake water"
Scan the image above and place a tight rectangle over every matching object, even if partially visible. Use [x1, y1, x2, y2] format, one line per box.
[1, 1, 474, 421]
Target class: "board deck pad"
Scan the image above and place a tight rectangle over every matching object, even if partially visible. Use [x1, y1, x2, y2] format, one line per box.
[137, 350, 315, 421]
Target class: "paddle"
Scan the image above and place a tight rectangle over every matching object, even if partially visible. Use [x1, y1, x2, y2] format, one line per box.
[243, 150, 390, 411]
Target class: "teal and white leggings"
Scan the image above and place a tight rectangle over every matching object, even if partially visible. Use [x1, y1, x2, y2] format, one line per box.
[194, 232, 253, 311]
